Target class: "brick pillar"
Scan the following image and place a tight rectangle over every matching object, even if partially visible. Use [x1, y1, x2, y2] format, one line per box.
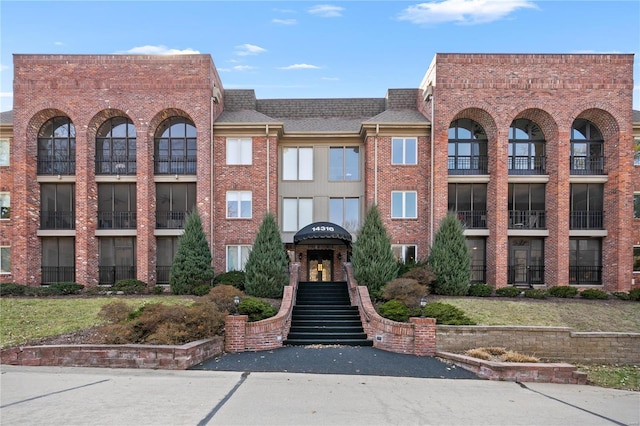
[488, 129, 509, 288]
[410, 317, 436, 356]
[225, 315, 248, 353]
[136, 130, 155, 286]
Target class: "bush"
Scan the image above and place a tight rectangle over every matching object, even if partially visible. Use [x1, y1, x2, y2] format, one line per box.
[193, 284, 213, 297]
[0, 282, 26, 296]
[401, 264, 436, 288]
[524, 288, 547, 299]
[467, 284, 493, 297]
[381, 278, 428, 308]
[214, 271, 246, 291]
[580, 288, 609, 300]
[547, 286, 578, 298]
[377, 299, 414, 322]
[98, 301, 132, 324]
[152, 285, 165, 295]
[48, 282, 84, 295]
[495, 287, 522, 297]
[428, 214, 471, 296]
[422, 302, 475, 325]
[113, 279, 147, 295]
[629, 288, 640, 301]
[200, 284, 245, 314]
[237, 297, 278, 322]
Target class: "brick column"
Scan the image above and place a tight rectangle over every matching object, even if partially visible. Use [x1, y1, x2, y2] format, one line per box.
[410, 317, 436, 356]
[488, 129, 509, 288]
[136, 130, 155, 286]
[224, 315, 248, 353]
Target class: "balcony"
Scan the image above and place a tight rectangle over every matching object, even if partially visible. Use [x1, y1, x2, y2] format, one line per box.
[37, 157, 75, 175]
[570, 211, 604, 230]
[98, 266, 136, 285]
[569, 265, 602, 285]
[508, 156, 546, 175]
[154, 157, 197, 175]
[96, 158, 137, 175]
[570, 156, 605, 175]
[40, 211, 75, 230]
[448, 156, 488, 175]
[508, 265, 545, 285]
[41, 266, 75, 284]
[455, 211, 487, 229]
[98, 211, 137, 229]
[156, 211, 186, 229]
[508, 210, 546, 229]
[470, 265, 486, 283]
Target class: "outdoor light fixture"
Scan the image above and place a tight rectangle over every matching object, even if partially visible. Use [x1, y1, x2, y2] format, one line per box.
[420, 296, 427, 317]
[298, 253, 303, 261]
[233, 295, 240, 315]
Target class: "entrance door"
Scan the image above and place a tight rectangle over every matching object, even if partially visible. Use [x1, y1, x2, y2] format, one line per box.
[512, 248, 529, 285]
[308, 250, 333, 282]
[509, 238, 544, 286]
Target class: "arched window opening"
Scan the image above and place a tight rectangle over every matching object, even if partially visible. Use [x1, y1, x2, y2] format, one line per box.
[96, 117, 137, 175]
[37, 117, 76, 175]
[154, 117, 197, 175]
[448, 119, 488, 175]
[508, 119, 546, 175]
[570, 119, 604, 175]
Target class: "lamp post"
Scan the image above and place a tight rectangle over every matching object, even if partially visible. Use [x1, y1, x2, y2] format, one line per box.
[233, 295, 240, 315]
[420, 296, 427, 317]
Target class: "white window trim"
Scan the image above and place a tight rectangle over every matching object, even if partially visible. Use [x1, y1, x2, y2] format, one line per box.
[226, 191, 252, 219]
[282, 147, 313, 181]
[0, 139, 9, 167]
[282, 197, 313, 232]
[391, 191, 418, 219]
[226, 244, 252, 272]
[0, 192, 9, 220]
[0, 246, 10, 274]
[392, 137, 417, 165]
[226, 138, 252, 165]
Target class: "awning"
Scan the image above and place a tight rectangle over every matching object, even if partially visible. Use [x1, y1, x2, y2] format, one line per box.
[293, 222, 352, 245]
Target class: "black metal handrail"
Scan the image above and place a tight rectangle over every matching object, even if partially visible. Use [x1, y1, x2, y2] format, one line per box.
[41, 266, 75, 284]
[508, 265, 544, 286]
[570, 211, 604, 230]
[97, 211, 137, 229]
[569, 265, 602, 285]
[156, 266, 171, 285]
[508, 210, 546, 229]
[98, 266, 136, 285]
[508, 156, 546, 175]
[37, 157, 76, 175]
[470, 265, 486, 283]
[154, 157, 197, 175]
[448, 155, 489, 175]
[454, 210, 487, 229]
[570, 156, 605, 175]
[95, 157, 137, 175]
[40, 211, 75, 230]
[156, 211, 187, 229]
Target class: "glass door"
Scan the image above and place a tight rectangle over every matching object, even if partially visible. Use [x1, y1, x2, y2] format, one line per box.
[308, 250, 333, 282]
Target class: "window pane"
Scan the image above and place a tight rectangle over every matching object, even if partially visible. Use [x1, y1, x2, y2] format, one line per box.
[391, 193, 403, 218]
[0, 247, 10, 273]
[329, 198, 343, 226]
[299, 198, 313, 228]
[0, 140, 9, 166]
[405, 192, 417, 218]
[530, 184, 545, 211]
[240, 192, 252, 218]
[283, 147, 298, 180]
[299, 148, 313, 180]
[227, 246, 239, 271]
[344, 198, 359, 232]
[241, 139, 252, 164]
[226, 139, 238, 164]
[58, 238, 75, 266]
[448, 184, 456, 211]
[473, 184, 487, 210]
[283, 198, 298, 231]
[345, 147, 359, 180]
[633, 247, 640, 272]
[0, 193, 10, 219]
[589, 185, 604, 211]
[392, 139, 403, 164]
[634, 195, 640, 219]
[457, 184, 471, 211]
[329, 148, 343, 180]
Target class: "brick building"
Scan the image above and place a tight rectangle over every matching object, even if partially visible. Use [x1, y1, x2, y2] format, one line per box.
[0, 53, 638, 291]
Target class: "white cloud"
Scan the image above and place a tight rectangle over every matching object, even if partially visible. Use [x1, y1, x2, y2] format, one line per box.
[278, 64, 322, 70]
[119, 45, 200, 55]
[54, 41, 64, 46]
[398, 0, 537, 25]
[218, 65, 256, 72]
[272, 18, 297, 25]
[0, 92, 13, 98]
[235, 44, 267, 56]
[0, 63, 8, 71]
[308, 4, 344, 17]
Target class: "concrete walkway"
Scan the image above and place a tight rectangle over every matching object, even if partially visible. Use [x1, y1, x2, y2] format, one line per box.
[2, 365, 638, 425]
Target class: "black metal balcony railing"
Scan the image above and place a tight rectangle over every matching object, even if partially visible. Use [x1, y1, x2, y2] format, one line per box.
[570, 211, 604, 230]
[156, 266, 171, 285]
[508, 265, 545, 286]
[470, 265, 486, 283]
[156, 211, 187, 229]
[95, 158, 137, 175]
[455, 210, 487, 229]
[570, 156, 605, 175]
[97, 211, 137, 229]
[448, 156, 489, 175]
[41, 266, 75, 285]
[154, 157, 197, 175]
[569, 265, 602, 285]
[508, 156, 546, 175]
[508, 210, 546, 229]
[40, 211, 75, 230]
[37, 157, 76, 175]
[98, 266, 136, 286]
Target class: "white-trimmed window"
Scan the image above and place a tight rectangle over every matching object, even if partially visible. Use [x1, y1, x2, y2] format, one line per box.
[0, 139, 9, 166]
[226, 138, 252, 165]
[283, 147, 313, 180]
[634, 193, 640, 219]
[392, 245, 416, 263]
[0, 192, 9, 219]
[283, 198, 313, 232]
[227, 191, 252, 218]
[391, 191, 417, 218]
[329, 146, 359, 181]
[0, 246, 10, 274]
[633, 246, 640, 273]
[329, 197, 359, 233]
[227, 245, 251, 272]
[392, 138, 417, 165]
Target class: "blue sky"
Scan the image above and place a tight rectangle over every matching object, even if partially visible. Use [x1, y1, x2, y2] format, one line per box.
[1, 0, 639, 112]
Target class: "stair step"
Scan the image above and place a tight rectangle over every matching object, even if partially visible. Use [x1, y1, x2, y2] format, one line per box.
[290, 326, 365, 333]
[283, 338, 373, 347]
[291, 320, 363, 327]
[293, 305, 357, 312]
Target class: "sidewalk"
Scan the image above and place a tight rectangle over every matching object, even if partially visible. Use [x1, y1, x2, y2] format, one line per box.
[2, 365, 638, 425]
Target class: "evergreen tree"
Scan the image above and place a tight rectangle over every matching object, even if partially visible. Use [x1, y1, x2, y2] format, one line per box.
[169, 209, 214, 295]
[351, 204, 398, 294]
[244, 212, 289, 298]
[428, 213, 471, 295]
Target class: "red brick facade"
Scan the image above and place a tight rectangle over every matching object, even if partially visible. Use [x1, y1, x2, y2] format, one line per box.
[1, 53, 637, 292]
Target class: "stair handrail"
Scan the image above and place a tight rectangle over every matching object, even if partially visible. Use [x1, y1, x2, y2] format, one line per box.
[343, 262, 370, 323]
[285, 262, 300, 325]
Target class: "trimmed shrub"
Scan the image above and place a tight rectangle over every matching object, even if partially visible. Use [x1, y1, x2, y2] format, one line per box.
[495, 286, 522, 298]
[48, 282, 84, 295]
[422, 302, 475, 325]
[401, 264, 436, 287]
[381, 278, 428, 308]
[378, 299, 413, 322]
[547, 286, 578, 298]
[0, 282, 26, 296]
[629, 288, 640, 301]
[237, 297, 278, 322]
[97, 301, 132, 324]
[113, 279, 147, 295]
[193, 284, 213, 297]
[214, 270, 246, 291]
[200, 284, 245, 314]
[152, 285, 165, 295]
[428, 214, 471, 296]
[524, 288, 547, 299]
[467, 284, 493, 297]
[580, 288, 609, 300]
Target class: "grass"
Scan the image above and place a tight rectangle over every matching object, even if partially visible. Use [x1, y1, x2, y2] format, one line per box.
[574, 364, 640, 391]
[0, 297, 193, 348]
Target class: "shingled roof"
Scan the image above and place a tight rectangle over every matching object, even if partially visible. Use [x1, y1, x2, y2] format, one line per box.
[0, 110, 13, 125]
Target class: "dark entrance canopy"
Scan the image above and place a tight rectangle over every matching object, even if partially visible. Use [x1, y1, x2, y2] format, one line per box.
[293, 222, 352, 245]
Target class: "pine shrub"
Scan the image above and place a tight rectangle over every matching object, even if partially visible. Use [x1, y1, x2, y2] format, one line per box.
[629, 288, 640, 301]
[214, 271, 246, 291]
[428, 214, 471, 295]
[381, 278, 428, 308]
[113, 279, 147, 295]
[170, 209, 214, 295]
[48, 282, 84, 295]
[547, 286, 578, 298]
[0, 282, 26, 296]
[467, 283, 493, 297]
[580, 288, 609, 300]
[378, 299, 413, 322]
[237, 297, 278, 322]
[400, 264, 436, 287]
[352, 205, 399, 294]
[193, 284, 213, 297]
[524, 288, 547, 299]
[495, 286, 522, 297]
[422, 302, 476, 325]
